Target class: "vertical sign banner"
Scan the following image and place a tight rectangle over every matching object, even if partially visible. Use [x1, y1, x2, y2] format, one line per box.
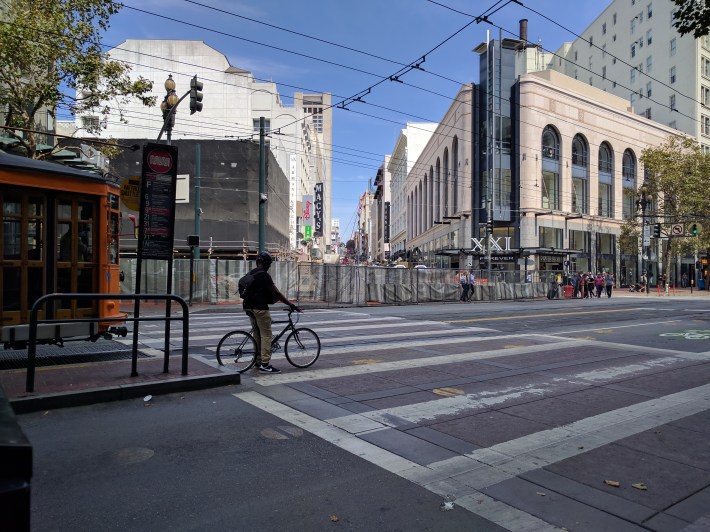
[384, 201, 390, 243]
[314, 182, 324, 237]
[302, 194, 313, 240]
[137, 143, 178, 260]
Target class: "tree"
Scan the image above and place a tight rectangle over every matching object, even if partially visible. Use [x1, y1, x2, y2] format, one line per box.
[672, 0, 710, 38]
[0, 0, 155, 159]
[640, 135, 710, 284]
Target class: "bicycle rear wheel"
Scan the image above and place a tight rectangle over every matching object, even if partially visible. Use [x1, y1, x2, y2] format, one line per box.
[216, 330, 258, 372]
[284, 327, 320, 368]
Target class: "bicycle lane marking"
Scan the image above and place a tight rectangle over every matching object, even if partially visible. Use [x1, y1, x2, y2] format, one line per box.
[234, 390, 558, 532]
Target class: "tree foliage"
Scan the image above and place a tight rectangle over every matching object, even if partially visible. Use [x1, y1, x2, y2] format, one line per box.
[672, 0, 710, 38]
[0, 0, 155, 159]
[641, 135, 710, 280]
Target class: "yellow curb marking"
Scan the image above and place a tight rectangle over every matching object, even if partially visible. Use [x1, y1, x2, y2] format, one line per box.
[433, 387, 465, 397]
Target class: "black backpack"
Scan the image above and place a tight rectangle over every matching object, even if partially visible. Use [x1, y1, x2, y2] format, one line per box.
[238, 271, 256, 298]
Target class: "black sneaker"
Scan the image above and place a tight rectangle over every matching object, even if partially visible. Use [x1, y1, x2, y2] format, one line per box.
[258, 364, 281, 373]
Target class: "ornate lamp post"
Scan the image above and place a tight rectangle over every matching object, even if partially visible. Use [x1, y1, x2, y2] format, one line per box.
[637, 179, 650, 294]
[159, 74, 179, 145]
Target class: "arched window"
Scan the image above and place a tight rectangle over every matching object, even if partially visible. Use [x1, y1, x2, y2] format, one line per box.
[452, 137, 459, 213]
[541, 126, 561, 209]
[571, 134, 589, 214]
[435, 158, 441, 221]
[598, 142, 614, 217]
[443, 148, 449, 217]
[423, 173, 428, 230]
[622, 149, 637, 219]
[429, 165, 434, 227]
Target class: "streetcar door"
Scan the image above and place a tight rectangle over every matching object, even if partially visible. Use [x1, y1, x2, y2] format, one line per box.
[55, 198, 98, 319]
[0, 191, 45, 326]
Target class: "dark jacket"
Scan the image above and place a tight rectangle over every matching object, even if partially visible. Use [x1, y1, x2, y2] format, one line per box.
[242, 268, 275, 310]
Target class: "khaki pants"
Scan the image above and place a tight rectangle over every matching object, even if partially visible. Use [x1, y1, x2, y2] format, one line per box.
[247, 309, 272, 365]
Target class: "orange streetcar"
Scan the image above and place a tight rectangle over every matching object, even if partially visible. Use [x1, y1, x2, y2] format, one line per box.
[0, 151, 125, 348]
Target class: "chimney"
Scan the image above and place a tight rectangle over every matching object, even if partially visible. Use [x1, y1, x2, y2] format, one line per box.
[520, 19, 528, 43]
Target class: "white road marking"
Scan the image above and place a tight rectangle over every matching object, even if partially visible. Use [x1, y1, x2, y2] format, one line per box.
[235, 391, 558, 532]
[252, 339, 589, 386]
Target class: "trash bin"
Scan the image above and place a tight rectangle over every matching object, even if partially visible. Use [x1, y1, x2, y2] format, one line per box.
[562, 285, 574, 298]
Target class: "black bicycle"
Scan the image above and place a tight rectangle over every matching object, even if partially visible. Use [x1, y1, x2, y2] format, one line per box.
[216, 309, 320, 372]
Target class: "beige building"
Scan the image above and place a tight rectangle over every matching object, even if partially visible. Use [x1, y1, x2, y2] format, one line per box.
[550, 0, 710, 153]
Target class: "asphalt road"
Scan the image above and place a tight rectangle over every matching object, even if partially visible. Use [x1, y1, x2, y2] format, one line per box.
[18, 294, 710, 531]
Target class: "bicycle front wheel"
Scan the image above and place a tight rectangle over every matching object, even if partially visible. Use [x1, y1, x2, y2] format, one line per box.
[284, 327, 321, 368]
[216, 330, 258, 373]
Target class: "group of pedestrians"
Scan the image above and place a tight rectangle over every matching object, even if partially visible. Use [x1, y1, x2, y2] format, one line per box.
[458, 270, 476, 302]
[571, 271, 614, 299]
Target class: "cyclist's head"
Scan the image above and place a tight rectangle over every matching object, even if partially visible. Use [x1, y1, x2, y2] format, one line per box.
[256, 250, 273, 270]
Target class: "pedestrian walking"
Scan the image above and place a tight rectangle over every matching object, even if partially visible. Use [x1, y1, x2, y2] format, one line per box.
[459, 270, 469, 301]
[467, 270, 476, 301]
[681, 272, 688, 288]
[595, 273, 604, 298]
[572, 272, 580, 298]
[586, 273, 595, 299]
[605, 272, 614, 298]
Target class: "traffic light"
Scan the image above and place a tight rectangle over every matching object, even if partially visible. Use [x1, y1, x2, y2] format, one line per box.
[485, 220, 493, 235]
[690, 223, 698, 235]
[652, 223, 661, 238]
[189, 75, 203, 115]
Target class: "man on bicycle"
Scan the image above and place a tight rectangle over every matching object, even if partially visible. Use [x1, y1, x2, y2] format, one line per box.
[243, 251, 300, 373]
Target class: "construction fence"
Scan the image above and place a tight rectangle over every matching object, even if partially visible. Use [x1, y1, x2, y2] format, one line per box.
[119, 259, 554, 306]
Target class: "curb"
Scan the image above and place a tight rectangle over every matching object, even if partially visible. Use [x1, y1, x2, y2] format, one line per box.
[9, 372, 241, 414]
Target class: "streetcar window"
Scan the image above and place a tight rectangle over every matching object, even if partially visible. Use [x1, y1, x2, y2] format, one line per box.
[3, 267, 20, 310]
[3, 197, 20, 215]
[58, 223, 71, 261]
[109, 193, 119, 209]
[3, 219, 21, 259]
[57, 201, 72, 219]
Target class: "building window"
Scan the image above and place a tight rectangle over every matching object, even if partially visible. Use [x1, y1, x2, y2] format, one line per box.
[631, 43, 636, 57]
[631, 93, 636, 106]
[613, 81, 617, 88]
[639, 36, 644, 48]
[671, 9, 676, 26]
[613, 13, 617, 24]
[599, 182, 613, 217]
[253, 118, 271, 133]
[647, 29, 653, 45]
[572, 135, 589, 215]
[670, 38, 676, 56]
[703, 35, 710, 50]
[81, 116, 100, 130]
[631, 68, 636, 83]
[702, 86, 710, 107]
[603, 44, 606, 57]
[539, 226, 563, 249]
[574, 50, 578, 61]
[613, 34, 617, 42]
[602, 66, 607, 79]
[589, 35, 593, 47]
[589, 77, 593, 86]
[644, 108, 652, 119]
[631, 18, 636, 34]
[646, 56, 652, 72]
[613, 57, 616, 64]
[647, 2, 652, 18]
[702, 115, 710, 136]
[622, 149, 637, 219]
[602, 22, 607, 34]
[574, 69, 578, 80]
[670, 66, 676, 83]
[703, 57, 710, 78]
[669, 120, 677, 129]
[541, 126, 561, 210]
[670, 94, 676, 110]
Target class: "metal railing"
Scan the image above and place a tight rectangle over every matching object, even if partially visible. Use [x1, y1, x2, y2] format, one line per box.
[26, 293, 189, 393]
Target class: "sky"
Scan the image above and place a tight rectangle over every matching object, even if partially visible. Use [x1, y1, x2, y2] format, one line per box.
[101, 0, 608, 240]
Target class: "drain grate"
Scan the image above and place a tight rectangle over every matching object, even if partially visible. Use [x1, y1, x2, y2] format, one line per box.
[0, 349, 151, 370]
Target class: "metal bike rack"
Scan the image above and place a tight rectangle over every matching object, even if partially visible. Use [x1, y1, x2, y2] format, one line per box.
[25, 293, 189, 393]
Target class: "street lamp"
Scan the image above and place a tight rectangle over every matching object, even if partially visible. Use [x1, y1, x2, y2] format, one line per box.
[160, 74, 179, 145]
[637, 179, 650, 294]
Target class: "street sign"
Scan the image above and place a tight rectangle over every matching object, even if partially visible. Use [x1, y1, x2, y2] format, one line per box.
[643, 224, 650, 247]
[120, 176, 141, 211]
[671, 224, 684, 236]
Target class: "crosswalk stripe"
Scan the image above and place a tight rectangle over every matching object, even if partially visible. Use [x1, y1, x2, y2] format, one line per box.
[252, 338, 589, 385]
[235, 390, 558, 532]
